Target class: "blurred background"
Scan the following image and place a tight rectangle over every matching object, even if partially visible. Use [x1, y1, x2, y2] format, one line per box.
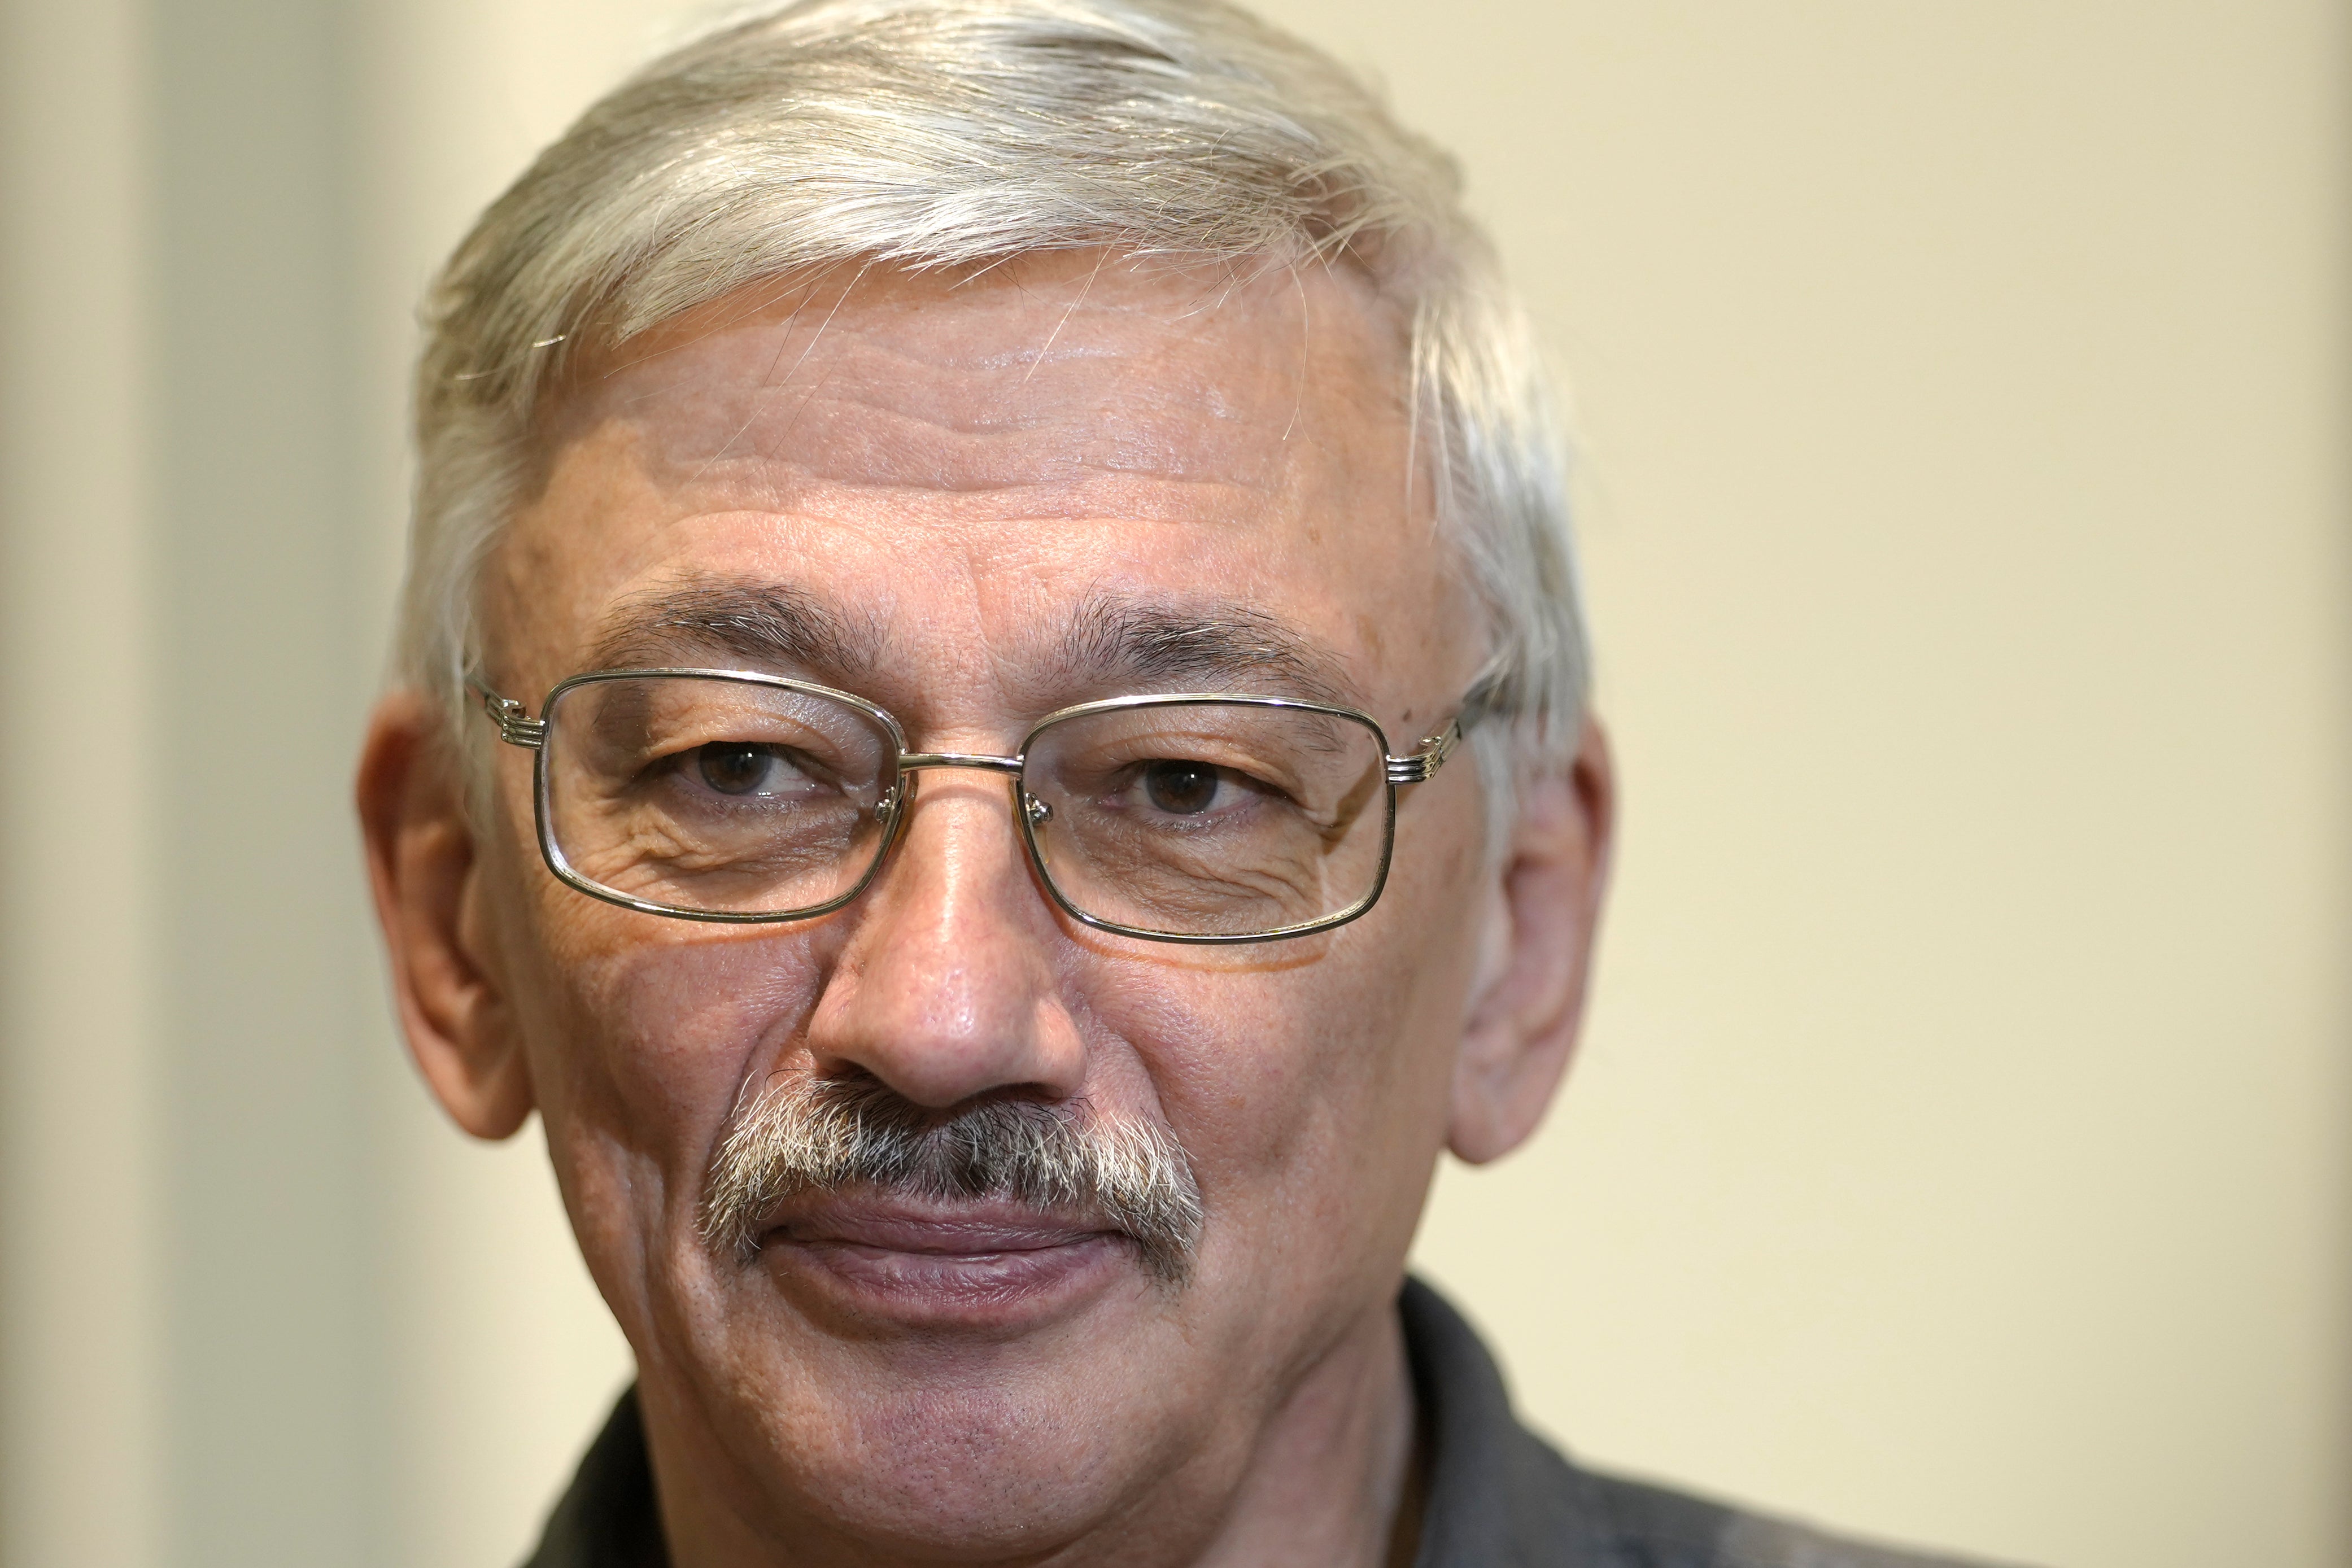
[1, 1, 2344, 1565]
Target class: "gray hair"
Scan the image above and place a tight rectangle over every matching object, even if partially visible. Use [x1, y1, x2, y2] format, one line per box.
[704, 1072, 1204, 1282]
[400, 0, 1587, 819]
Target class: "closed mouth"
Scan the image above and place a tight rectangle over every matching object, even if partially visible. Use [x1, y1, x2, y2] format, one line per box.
[754, 1194, 1139, 1322]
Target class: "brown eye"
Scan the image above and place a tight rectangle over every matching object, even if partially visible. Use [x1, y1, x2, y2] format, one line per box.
[698, 743, 779, 796]
[1142, 760, 1219, 815]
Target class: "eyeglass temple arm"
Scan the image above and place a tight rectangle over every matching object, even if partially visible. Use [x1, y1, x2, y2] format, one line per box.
[468, 678, 547, 749]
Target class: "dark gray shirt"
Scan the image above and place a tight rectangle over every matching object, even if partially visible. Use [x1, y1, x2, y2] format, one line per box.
[524, 1278, 2008, 1567]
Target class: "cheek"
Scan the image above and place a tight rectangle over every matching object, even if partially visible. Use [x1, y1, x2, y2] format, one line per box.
[1080, 898, 1473, 1249]
[1167, 800, 1485, 1265]
[512, 903, 836, 1322]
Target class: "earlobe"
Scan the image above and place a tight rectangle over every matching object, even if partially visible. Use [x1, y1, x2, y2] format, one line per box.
[356, 691, 536, 1141]
[1448, 718, 1616, 1164]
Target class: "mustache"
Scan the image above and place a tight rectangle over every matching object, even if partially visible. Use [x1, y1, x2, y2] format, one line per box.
[701, 1072, 1205, 1284]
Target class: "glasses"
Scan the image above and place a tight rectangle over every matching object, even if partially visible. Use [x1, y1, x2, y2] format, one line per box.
[471, 668, 1481, 944]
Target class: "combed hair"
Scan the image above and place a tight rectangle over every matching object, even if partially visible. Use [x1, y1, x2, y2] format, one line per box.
[400, 0, 1587, 818]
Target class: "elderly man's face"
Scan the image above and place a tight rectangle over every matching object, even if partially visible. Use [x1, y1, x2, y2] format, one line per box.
[370, 254, 1607, 1560]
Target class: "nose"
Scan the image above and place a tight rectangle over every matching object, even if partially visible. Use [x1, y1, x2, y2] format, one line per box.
[801, 767, 1087, 1108]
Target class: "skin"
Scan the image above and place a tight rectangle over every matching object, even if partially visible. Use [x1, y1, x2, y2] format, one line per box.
[357, 252, 1614, 1568]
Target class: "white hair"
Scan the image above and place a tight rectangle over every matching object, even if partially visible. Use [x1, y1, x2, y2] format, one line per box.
[400, 0, 1587, 820]
[703, 1072, 1202, 1281]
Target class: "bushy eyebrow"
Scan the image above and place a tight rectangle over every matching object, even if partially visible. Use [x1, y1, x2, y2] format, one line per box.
[1053, 592, 1359, 708]
[584, 575, 1359, 709]
[588, 577, 883, 676]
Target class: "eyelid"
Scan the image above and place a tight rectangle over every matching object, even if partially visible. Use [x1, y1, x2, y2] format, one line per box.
[1118, 759, 1285, 814]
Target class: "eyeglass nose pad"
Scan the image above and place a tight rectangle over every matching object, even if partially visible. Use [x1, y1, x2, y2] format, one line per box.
[1023, 792, 1053, 828]
[874, 782, 903, 824]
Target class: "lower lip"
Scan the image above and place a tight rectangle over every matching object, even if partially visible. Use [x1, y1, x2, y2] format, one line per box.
[759, 1222, 1131, 1326]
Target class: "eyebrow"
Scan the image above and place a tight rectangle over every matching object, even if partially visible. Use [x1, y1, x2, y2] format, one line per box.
[1053, 592, 1360, 709]
[588, 578, 883, 677]
[583, 576, 1360, 711]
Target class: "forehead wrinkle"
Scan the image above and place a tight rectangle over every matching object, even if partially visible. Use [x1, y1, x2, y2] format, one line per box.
[586, 282, 1319, 501]
[613, 385, 1289, 508]
[587, 575, 884, 678]
[776, 344, 1275, 448]
[740, 266, 876, 461]
[670, 469, 1285, 530]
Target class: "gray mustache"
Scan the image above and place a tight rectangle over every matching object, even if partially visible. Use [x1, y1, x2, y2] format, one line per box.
[701, 1073, 1204, 1284]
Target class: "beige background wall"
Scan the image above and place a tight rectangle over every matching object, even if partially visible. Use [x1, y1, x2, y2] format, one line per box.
[1, 3, 2343, 1566]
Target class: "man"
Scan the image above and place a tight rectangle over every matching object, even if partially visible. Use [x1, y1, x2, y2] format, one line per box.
[356, 2, 1996, 1563]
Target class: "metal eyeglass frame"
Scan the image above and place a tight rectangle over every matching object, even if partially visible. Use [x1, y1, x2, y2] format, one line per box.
[470, 666, 1484, 945]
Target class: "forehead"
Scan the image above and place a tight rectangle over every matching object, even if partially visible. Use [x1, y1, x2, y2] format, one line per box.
[491, 254, 1471, 714]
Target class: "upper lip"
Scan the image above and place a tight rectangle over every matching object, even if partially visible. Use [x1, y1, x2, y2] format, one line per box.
[761, 1195, 1120, 1255]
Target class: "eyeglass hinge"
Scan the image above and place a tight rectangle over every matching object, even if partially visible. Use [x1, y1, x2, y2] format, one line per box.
[477, 687, 547, 749]
[1386, 720, 1461, 785]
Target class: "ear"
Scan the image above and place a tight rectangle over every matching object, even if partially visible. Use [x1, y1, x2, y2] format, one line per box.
[355, 689, 536, 1139]
[1450, 717, 1616, 1164]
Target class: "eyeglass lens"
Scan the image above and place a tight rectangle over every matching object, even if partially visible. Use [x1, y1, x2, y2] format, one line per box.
[1020, 701, 1387, 937]
[539, 675, 1391, 938]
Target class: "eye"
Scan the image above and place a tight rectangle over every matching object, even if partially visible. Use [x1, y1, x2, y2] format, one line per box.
[1141, 759, 1221, 815]
[696, 742, 792, 796]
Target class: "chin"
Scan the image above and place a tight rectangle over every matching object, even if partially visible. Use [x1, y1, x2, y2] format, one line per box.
[708, 1299, 1221, 1558]
[645, 1225, 1234, 1547]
